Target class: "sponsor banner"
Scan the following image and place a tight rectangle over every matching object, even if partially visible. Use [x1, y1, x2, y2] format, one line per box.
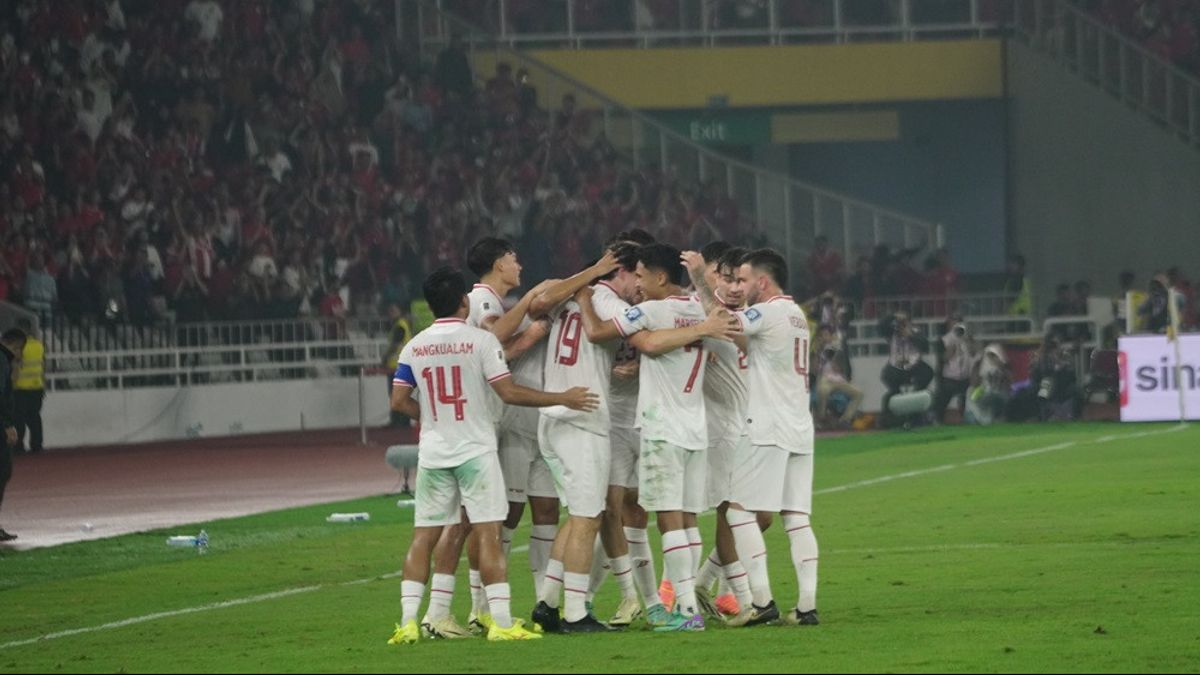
[1119, 335, 1200, 422]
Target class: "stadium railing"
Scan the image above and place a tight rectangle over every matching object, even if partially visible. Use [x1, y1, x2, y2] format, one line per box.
[422, 0, 1008, 48]
[1012, 0, 1200, 148]
[417, 4, 947, 288]
[847, 292, 1024, 320]
[42, 317, 391, 392]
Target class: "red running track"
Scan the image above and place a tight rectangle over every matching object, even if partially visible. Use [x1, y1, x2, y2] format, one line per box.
[0, 427, 417, 551]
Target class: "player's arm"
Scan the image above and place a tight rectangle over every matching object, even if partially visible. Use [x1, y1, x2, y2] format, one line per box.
[389, 362, 421, 420]
[527, 250, 621, 318]
[575, 286, 622, 343]
[681, 250, 721, 314]
[729, 307, 772, 353]
[486, 278, 557, 345]
[501, 316, 551, 361]
[627, 307, 737, 356]
[490, 376, 600, 412]
[478, 331, 596, 411]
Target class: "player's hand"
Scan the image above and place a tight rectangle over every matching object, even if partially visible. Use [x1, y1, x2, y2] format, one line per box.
[680, 250, 706, 279]
[527, 317, 552, 341]
[590, 250, 620, 278]
[701, 307, 739, 341]
[612, 360, 639, 380]
[4, 427, 15, 448]
[562, 386, 600, 412]
[574, 285, 594, 303]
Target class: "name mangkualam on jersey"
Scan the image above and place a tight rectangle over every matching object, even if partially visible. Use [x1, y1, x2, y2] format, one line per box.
[393, 319, 512, 527]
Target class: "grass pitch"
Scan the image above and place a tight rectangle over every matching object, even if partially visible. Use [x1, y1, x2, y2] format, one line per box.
[1, 422, 1197, 673]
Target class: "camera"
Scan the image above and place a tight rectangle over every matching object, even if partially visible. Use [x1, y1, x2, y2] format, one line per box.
[953, 323, 967, 337]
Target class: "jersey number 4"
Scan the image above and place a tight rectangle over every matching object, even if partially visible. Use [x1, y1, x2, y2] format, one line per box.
[794, 338, 809, 376]
[421, 366, 467, 421]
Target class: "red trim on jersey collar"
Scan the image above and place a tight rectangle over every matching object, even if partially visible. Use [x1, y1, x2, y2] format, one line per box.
[715, 291, 745, 311]
[433, 318, 466, 325]
[765, 295, 794, 303]
[595, 280, 620, 295]
[667, 295, 694, 301]
[473, 283, 505, 306]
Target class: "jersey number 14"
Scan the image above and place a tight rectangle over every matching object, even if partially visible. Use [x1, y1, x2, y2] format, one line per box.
[421, 366, 467, 421]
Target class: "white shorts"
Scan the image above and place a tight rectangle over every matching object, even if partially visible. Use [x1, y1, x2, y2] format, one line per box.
[729, 439, 787, 513]
[538, 416, 611, 518]
[414, 453, 508, 527]
[638, 438, 707, 514]
[499, 428, 557, 502]
[781, 451, 814, 515]
[609, 426, 640, 489]
[706, 436, 738, 509]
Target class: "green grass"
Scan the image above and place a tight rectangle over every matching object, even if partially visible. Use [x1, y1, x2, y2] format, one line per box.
[2, 422, 1198, 673]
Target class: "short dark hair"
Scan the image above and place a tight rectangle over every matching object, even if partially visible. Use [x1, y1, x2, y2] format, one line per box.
[637, 243, 684, 287]
[466, 237, 513, 277]
[605, 228, 655, 248]
[700, 241, 731, 265]
[718, 246, 748, 275]
[742, 248, 788, 289]
[2, 328, 27, 346]
[423, 267, 469, 318]
[597, 241, 641, 282]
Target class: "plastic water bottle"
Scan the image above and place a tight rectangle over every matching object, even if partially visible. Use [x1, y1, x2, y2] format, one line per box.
[326, 512, 371, 523]
[166, 530, 209, 553]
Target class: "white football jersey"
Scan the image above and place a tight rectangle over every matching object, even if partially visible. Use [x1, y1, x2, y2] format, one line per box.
[467, 283, 505, 328]
[540, 288, 627, 435]
[501, 313, 546, 439]
[704, 337, 748, 444]
[596, 282, 638, 430]
[467, 283, 508, 426]
[613, 295, 710, 451]
[394, 318, 511, 469]
[735, 296, 814, 454]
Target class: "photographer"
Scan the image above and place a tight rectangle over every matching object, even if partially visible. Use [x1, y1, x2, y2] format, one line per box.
[933, 315, 974, 424]
[814, 324, 863, 429]
[965, 344, 1012, 426]
[879, 311, 933, 427]
[1030, 333, 1083, 421]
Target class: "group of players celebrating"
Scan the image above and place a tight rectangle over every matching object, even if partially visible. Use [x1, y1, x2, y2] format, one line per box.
[388, 229, 819, 643]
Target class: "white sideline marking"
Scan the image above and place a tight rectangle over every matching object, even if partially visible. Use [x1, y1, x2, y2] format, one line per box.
[1, 423, 1186, 652]
[0, 586, 320, 650]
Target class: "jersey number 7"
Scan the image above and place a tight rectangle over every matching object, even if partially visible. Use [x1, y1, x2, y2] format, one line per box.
[684, 342, 704, 393]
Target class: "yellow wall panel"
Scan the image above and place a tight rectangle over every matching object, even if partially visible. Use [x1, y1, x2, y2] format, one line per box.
[475, 40, 1002, 108]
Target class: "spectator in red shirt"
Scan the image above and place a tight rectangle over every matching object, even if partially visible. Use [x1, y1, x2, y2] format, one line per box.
[808, 235, 844, 295]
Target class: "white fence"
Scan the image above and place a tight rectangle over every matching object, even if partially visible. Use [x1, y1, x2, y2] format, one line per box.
[422, 0, 1010, 48]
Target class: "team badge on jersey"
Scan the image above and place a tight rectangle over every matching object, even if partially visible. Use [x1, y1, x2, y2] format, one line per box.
[744, 308, 762, 322]
[624, 307, 644, 322]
